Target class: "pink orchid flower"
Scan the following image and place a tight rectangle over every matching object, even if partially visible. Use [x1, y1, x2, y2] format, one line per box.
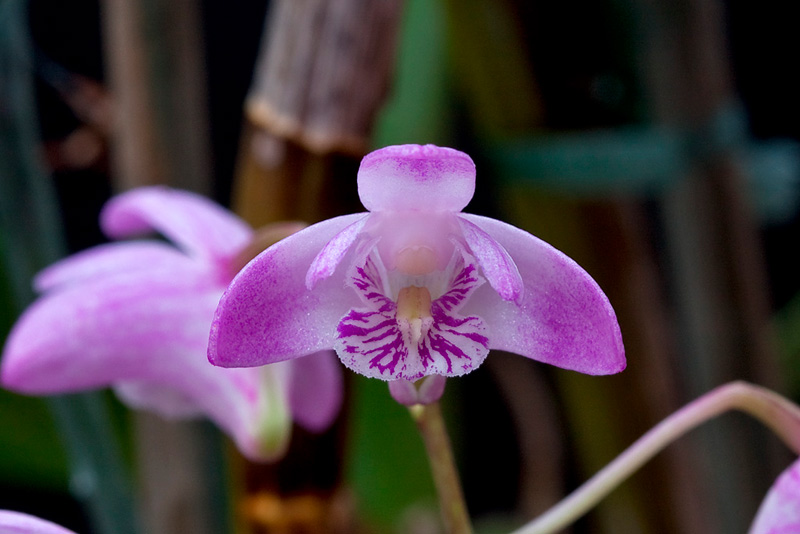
[0, 510, 76, 534]
[209, 144, 625, 388]
[1, 187, 343, 461]
[750, 458, 800, 534]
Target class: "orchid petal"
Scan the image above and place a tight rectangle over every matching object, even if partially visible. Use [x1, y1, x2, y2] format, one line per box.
[388, 379, 419, 406]
[458, 214, 625, 375]
[209, 213, 367, 368]
[287, 351, 344, 432]
[458, 216, 523, 303]
[0, 511, 76, 534]
[305, 214, 368, 289]
[749, 458, 800, 534]
[388, 375, 447, 406]
[357, 144, 476, 213]
[417, 374, 447, 404]
[100, 186, 252, 263]
[34, 241, 199, 293]
[1, 268, 268, 461]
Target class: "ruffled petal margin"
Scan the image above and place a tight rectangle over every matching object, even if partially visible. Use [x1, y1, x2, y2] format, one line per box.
[458, 214, 625, 375]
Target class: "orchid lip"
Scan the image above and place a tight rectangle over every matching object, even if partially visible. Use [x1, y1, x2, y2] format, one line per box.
[335, 247, 490, 381]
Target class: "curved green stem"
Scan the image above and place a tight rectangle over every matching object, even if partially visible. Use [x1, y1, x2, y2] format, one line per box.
[409, 403, 473, 534]
[512, 381, 800, 534]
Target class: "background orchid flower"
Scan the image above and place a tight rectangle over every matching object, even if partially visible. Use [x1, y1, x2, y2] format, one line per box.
[209, 144, 625, 389]
[1, 187, 343, 461]
[749, 458, 800, 534]
[0, 510, 76, 534]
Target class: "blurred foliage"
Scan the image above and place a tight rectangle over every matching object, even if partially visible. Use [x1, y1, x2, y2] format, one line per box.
[373, 0, 453, 148]
[1, 2, 138, 532]
[0, 0, 70, 492]
[0, 390, 70, 489]
[775, 295, 800, 397]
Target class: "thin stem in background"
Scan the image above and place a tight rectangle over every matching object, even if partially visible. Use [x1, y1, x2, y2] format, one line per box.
[512, 382, 800, 534]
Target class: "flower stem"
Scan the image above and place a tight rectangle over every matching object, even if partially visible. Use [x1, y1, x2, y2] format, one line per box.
[512, 381, 800, 534]
[409, 402, 473, 534]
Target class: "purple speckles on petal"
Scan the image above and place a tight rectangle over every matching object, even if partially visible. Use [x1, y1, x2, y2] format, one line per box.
[336, 306, 408, 377]
[436, 260, 484, 312]
[334, 249, 489, 381]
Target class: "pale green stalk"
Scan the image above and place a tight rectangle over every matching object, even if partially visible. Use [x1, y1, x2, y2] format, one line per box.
[512, 381, 800, 534]
[410, 402, 473, 534]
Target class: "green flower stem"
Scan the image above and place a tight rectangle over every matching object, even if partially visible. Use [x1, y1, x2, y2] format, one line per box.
[409, 402, 473, 534]
[512, 381, 800, 534]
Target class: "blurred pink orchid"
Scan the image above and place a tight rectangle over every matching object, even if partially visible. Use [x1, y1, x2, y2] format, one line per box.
[750, 458, 800, 534]
[209, 144, 625, 388]
[1, 187, 343, 461]
[0, 510, 76, 534]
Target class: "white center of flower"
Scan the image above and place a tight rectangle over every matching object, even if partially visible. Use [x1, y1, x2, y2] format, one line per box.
[396, 285, 434, 346]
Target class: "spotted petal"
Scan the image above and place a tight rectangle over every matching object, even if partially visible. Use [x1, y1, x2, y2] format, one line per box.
[335, 251, 489, 380]
[101, 186, 252, 263]
[0, 511, 77, 534]
[749, 458, 800, 534]
[458, 214, 625, 375]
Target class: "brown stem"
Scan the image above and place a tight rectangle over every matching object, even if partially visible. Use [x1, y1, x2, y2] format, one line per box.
[409, 403, 473, 534]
